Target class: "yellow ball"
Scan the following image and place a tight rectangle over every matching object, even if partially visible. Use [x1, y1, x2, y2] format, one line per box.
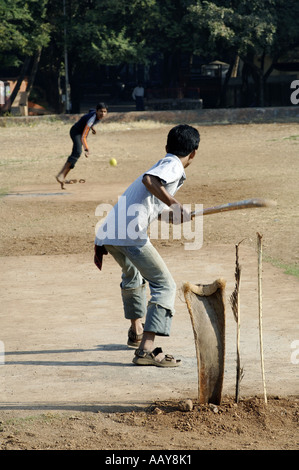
[109, 158, 117, 167]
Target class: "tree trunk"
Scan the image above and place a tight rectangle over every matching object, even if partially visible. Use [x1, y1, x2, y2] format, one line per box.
[162, 51, 181, 89]
[8, 57, 31, 109]
[26, 49, 42, 96]
[259, 52, 265, 107]
[259, 72, 264, 107]
[241, 56, 265, 107]
[219, 55, 238, 107]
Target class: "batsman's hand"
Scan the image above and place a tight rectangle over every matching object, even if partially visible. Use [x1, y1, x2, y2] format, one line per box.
[168, 204, 193, 225]
[84, 149, 89, 158]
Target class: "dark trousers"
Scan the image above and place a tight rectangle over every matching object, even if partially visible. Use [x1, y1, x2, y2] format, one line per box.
[135, 96, 144, 111]
[67, 127, 82, 169]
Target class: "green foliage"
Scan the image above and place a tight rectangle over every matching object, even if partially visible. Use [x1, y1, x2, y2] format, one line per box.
[1, 0, 299, 107]
[271, 0, 299, 59]
[187, 0, 277, 58]
[187, 0, 299, 63]
[2, 0, 298, 70]
[0, 0, 50, 66]
[153, 0, 197, 52]
[66, 0, 159, 65]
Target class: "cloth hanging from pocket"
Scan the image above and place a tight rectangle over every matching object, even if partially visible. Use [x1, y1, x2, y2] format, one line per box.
[94, 244, 108, 271]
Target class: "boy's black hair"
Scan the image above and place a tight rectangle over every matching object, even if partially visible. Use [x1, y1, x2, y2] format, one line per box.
[96, 102, 108, 110]
[166, 124, 200, 157]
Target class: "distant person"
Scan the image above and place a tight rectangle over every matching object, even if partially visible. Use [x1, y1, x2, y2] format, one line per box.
[56, 103, 108, 189]
[132, 82, 144, 111]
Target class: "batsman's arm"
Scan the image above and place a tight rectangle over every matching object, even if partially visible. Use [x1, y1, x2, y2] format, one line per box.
[142, 174, 178, 207]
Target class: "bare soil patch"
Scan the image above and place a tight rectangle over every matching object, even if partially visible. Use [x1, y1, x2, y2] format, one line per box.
[0, 396, 298, 450]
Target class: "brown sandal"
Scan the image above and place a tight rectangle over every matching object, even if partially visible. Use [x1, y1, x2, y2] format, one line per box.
[65, 179, 77, 184]
[127, 325, 143, 348]
[132, 347, 181, 367]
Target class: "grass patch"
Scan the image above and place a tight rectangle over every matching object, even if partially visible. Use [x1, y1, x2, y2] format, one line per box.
[282, 135, 299, 141]
[267, 134, 299, 143]
[265, 256, 299, 278]
[0, 188, 9, 197]
[2, 412, 63, 430]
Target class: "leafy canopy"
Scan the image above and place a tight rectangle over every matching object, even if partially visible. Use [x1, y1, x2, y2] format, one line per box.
[0, 0, 50, 66]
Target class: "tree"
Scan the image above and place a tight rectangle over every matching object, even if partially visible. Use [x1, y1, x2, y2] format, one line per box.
[263, 1, 299, 78]
[37, 0, 161, 111]
[42, 0, 200, 109]
[3, 0, 297, 112]
[0, 0, 50, 110]
[148, 0, 199, 87]
[187, 0, 299, 106]
[69, 0, 158, 65]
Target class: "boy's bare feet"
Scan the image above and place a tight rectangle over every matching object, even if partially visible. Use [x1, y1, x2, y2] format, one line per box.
[56, 162, 72, 190]
[56, 175, 65, 190]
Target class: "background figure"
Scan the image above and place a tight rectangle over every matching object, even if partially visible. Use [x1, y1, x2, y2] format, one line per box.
[132, 82, 144, 111]
[56, 103, 108, 189]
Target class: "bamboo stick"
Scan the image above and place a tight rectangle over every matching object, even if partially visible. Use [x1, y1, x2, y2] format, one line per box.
[257, 233, 267, 404]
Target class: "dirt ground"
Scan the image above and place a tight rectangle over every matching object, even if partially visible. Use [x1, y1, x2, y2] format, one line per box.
[0, 118, 298, 451]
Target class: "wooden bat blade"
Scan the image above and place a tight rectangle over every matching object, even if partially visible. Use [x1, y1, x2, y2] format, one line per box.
[191, 198, 277, 217]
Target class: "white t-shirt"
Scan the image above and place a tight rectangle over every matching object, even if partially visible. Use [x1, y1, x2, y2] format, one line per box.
[132, 86, 144, 99]
[95, 153, 186, 246]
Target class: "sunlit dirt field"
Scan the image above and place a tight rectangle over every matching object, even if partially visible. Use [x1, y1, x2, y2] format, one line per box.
[0, 118, 298, 450]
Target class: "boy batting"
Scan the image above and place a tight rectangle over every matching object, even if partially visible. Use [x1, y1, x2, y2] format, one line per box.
[94, 124, 200, 367]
